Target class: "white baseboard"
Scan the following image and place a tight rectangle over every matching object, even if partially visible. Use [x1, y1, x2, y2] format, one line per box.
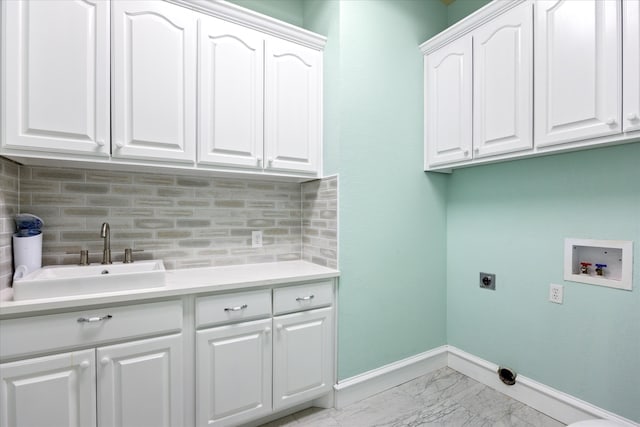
[333, 345, 448, 409]
[447, 346, 639, 427]
[332, 345, 638, 426]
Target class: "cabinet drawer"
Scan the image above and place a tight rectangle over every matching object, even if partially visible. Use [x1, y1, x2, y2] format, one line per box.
[273, 281, 333, 315]
[0, 300, 182, 360]
[196, 290, 271, 328]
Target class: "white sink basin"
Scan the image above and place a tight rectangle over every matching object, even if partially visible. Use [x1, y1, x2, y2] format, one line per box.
[12, 260, 166, 301]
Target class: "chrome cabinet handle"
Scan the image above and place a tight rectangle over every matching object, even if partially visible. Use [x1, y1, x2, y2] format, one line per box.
[296, 295, 314, 302]
[224, 304, 248, 312]
[77, 314, 112, 323]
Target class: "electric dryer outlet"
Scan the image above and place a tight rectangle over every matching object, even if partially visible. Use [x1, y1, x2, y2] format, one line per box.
[479, 273, 496, 290]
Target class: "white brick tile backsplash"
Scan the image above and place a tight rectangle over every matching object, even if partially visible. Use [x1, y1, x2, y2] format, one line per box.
[0, 158, 20, 290]
[302, 175, 339, 269]
[0, 157, 339, 286]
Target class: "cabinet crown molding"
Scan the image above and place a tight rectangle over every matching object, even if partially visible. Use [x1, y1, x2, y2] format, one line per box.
[420, 0, 528, 54]
[166, 0, 327, 50]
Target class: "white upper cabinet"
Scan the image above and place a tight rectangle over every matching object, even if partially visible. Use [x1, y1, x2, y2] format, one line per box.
[534, 0, 621, 147]
[424, 36, 473, 168]
[112, 1, 197, 163]
[623, 0, 640, 132]
[265, 38, 321, 174]
[1, 0, 325, 178]
[1, 0, 110, 156]
[198, 16, 265, 169]
[473, 2, 532, 158]
[422, 0, 637, 171]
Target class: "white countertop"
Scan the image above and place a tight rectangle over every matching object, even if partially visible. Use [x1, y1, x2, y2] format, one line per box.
[0, 261, 339, 317]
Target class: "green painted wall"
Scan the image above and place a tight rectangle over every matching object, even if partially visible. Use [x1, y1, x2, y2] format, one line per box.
[443, 1, 640, 421]
[333, 0, 448, 379]
[227, 0, 304, 26]
[234, 0, 449, 380]
[447, 143, 640, 422]
[303, 0, 341, 176]
[222, 0, 640, 421]
[447, 0, 492, 25]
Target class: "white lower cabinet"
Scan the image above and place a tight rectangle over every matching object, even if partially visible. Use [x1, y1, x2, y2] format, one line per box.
[273, 307, 334, 411]
[0, 349, 97, 427]
[0, 335, 183, 427]
[0, 300, 184, 427]
[97, 334, 183, 427]
[0, 280, 337, 427]
[196, 319, 272, 426]
[195, 280, 335, 426]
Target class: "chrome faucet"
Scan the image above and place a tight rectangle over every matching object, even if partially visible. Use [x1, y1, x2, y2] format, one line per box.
[100, 222, 112, 264]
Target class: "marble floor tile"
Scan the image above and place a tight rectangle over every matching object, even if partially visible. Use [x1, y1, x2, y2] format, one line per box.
[259, 367, 565, 427]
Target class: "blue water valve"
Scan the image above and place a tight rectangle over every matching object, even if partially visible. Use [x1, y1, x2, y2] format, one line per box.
[595, 263, 607, 276]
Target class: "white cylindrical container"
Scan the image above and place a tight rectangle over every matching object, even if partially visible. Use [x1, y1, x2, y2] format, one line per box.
[13, 233, 42, 274]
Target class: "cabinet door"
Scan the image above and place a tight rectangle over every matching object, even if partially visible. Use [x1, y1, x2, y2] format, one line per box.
[196, 319, 272, 427]
[623, 0, 640, 132]
[424, 36, 473, 168]
[273, 307, 333, 411]
[0, 349, 96, 427]
[97, 334, 183, 427]
[112, 1, 196, 163]
[264, 38, 321, 174]
[473, 2, 532, 158]
[534, 0, 621, 147]
[198, 16, 264, 169]
[1, 0, 109, 156]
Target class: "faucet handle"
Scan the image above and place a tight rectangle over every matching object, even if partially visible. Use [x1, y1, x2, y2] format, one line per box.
[66, 250, 90, 266]
[123, 248, 143, 264]
[80, 250, 89, 266]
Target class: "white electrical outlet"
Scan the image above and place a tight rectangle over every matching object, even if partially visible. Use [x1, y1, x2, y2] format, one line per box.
[251, 230, 263, 248]
[549, 283, 564, 304]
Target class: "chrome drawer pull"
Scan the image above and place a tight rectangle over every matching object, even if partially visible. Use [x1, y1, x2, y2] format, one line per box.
[77, 314, 112, 323]
[224, 304, 248, 312]
[296, 295, 315, 302]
